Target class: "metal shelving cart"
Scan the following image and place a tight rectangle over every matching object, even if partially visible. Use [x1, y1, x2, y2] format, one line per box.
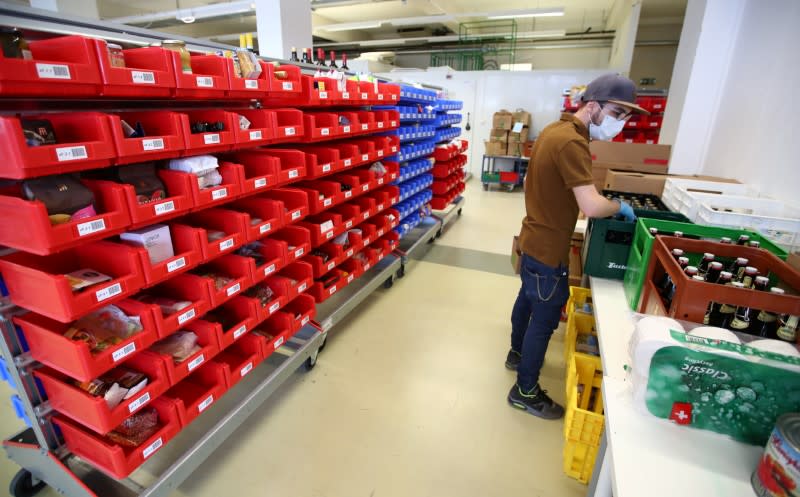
[480, 155, 529, 191]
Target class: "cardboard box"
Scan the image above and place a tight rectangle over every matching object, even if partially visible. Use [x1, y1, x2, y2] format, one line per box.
[485, 140, 507, 156]
[512, 110, 532, 128]
[523, 140, 535, 158]
[590, 141, 671, 175]
[604, 170, 742, 197]
[511, 236, 521, 274]
[507, 141, 524, 157]
[569, 236, 583, 285]
[493, 110, 513, 130]
[489, 128, 509, 142]
[120, 224, 174, 264]
[509, 125, 530, 142]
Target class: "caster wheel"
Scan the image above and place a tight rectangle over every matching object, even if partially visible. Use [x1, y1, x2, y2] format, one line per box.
[397, 266, 406, 279]
[457, 208, 463, 216]
[304, 349, 319, 371]
[482, 183, 489, 191]
[383, 277, 394, 289]
[318, 335, 328, 352]
[10, 470, 45, 497]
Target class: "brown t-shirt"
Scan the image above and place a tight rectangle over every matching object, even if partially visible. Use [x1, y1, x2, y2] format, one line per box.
[518, 113, 594, 267]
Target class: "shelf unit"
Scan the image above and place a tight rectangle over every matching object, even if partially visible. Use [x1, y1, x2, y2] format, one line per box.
[0, 11, 465, 497]
[431, 98, 467, 210]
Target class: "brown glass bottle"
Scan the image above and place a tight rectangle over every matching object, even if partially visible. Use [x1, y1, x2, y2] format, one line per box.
[707, 272, 735, 327]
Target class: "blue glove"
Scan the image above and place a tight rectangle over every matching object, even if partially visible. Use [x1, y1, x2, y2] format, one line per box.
[614, 199, 636, 222]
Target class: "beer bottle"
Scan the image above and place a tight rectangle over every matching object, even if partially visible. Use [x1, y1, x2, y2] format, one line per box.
[717, 281, 745, 329]
[749, 240, 761, 248]
[737, 234, 750, 245]
[775, 314, 799, 343]
[301, 48, 310, 64]
[730, 300, 755, 333]
[698, 252, 715, 276]
[702, 261, 724, 324]
[747, 277, 773, 335]
[741, 266, 759, 288]
[649, 227, 659, 236]
[289, 47, 300, 62]
[674, 231, 684, 238]
[707, 271, 734, 326]
[665, 265, 697, 309]
[658, 249, 685, 293]
[720, 237, 733, 244]
[728, 257, 749, 280]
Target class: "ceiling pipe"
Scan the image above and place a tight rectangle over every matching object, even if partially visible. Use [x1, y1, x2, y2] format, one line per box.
[108, 0, 254, 25]
[311, 0, 397, 8]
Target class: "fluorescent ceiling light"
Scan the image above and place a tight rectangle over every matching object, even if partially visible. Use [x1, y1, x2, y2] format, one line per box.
[359, 38, 407, 47]
[320, 20, 383, 31]
[488, 7, 565, 19]
[388, 15, 455, 26]
[517, 29, 566, 39]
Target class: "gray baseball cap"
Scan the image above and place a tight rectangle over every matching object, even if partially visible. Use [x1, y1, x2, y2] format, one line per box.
[581, 73, 650, 115]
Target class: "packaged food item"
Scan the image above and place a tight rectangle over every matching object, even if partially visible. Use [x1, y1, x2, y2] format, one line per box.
[134, 295, 190, 315]
[106, 43, 126, 68]
[63, 304, 143, 354]
[206, 230, 226, 242]
[159, 40, 191, 74]
[64, 269, 112, 292]
[75, 366, 149, 409]
[20, 119, 57, 146]
[192, 270, 233, 290]
[120, 224, 175, 265]
[244, 285, 274, 307]
[203, 309, 237, 330]
[149, 330, 201, 363]
[22, 174, 97, 224]
[105, 407, 159, 447]
[167, 155, 222, 189]
[369, 161, 387, 178]
[98, 162, 166, 205]
[237, 114, 251, 130]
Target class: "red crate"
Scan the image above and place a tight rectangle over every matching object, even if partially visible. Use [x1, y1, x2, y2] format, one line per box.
[644, 130, 660, 145]
[159, 160, 240, 211]
[304, 243, 344, 278]
[383, 109, 401, 129]
[313, 77, 342, 105]
[121, 224, 201, 288]
[0, 112, 116, 179]
[0, 35, 102, 97]
[276, 262, 313, 300]
[53, 397, 179, 479]
[249, 278, 289, 321]
[272, 226, 312, 264]
[231, 109, 275, 148]
[353, 81, 375, 105]
[271, 108, 304, 144]
[107, 111, 185, 165]
[132, 274, 211, 338]
[35, 352, 168, 435]
[299, 146, 343, 179]
[225, 151, 279, 195]
[283, 293, 316, 332]
[15, 299, 156, 382]
[309, 269, 346, 303]
[328, 142, 359, 169]
[351, 139, 377, 165]
[93, 41, 174, 98]
[190, 255, 253, 307]
[265, 63, 302, 96]
[303, 112, 342, 141]
[296, 180, 343, 214]
[144, 318, 221, 386]
[181, 209, 247, 261]
[639, 236, 800, 324]
[377, 82, 400, 103]
[250, 312, 293, 359]
[337, 80, 360, 105]
[0, 241, 144, 322]
[300, 212, 343, 247]
[337, 112, 360, 136]
[265, 74, 314, 107]
[245, 149, 307, 185]
[341, 257, 365, 280]
[207, 296, 260, 350]
[162, 361, 228, 427]
[240, 237, 287, 284]
[352, 196, 377, 220]
[365, 189, 392, 213]
[228, 197, 284, 242]
[261, 188, 309, 224]
[356, 221, 378, 247]
[331, 204, 361, 231]
[213, 333, 262, 388]
[169, 52, 229, 99]
[354, 111, 376, 134]
[178, 110, 237, 154]
[647, 115, 664, 129]
[225, 58, 269, 100]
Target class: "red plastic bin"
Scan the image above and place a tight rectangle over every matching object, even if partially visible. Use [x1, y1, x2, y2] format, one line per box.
[206, 296, 261, 350]
[331, 203, 361, 231]
[158, 163, 241, 212]
[190, 255, 253, 307]
[162, 361, 228, 427]
[246, 149, 307, 185]
[36, 351, 168, 435]
[93, 41, 175, 98]
[132, 273, 212, 338]
[228, 197, 284, 242]
[225, 58, 269, 100]
[351, 139, 377, 165]
[378, 82, 400, 103]
[299, 146, 343, 179]
[276, 261, 313, 300]
[329, 142, 359, 169]
[0, 241, 144, 322]
[231, 109, 275, 148]
[296, 180, 343, 214]
[303, 112, 342, 141]
[178, 110, 237, 154]
[272, 226, 312, 264]
[250, 312, 294, 359]
[181, 209, 247, 261]
[271, 108, 304, 144]
[236, 237, 286, 284]
[338, 112, 360, 136]
[212, 333, 263, 388]
[261, 188, 309, 224]
[122, 224, 202, 288]
[304, 243, 344, 278]
[169, 52, 229, 99]
[0, 112, 116, 179]
[265, 63, 302, 96]
[53, 397, 180, 479]
[299, 212, 343, 247]
[0, 35, 102, 98]
[309, 268, 346, 303]
[144, 318, 221, 386]
[15, 299, 158, 382]
[282, 293, 316, 332]
[226, 150, 280, 195]
[107, 111, 186, 165]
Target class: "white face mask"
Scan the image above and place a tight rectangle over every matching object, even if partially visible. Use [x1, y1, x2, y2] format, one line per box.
[589, 114, 626, 141]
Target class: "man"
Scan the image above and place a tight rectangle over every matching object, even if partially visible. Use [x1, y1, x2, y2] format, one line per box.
[506, 74, 648, 419]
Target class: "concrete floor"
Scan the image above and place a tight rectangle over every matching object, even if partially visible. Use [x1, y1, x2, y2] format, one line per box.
[0, 180, 586, 497]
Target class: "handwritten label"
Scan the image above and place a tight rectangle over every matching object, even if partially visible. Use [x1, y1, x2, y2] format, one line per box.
[112, 342, 136, 362]
[295, 247, 305, 258]
[378, 94, 385, 100]
[250, 130, 263, 140]
[361, 92, 368, 100]
[178, 308, 196, 325]
[321, 128, 330, 136]
[226, 282, 241, 297]
[198, 395, 214, 413]
[77, 219, 106, 237]
[282, 81, 293, 91]
[274, 336, 285, 349]
[166, 257, 186, 273]
[342, 92, 350, 99]
[264, 264, 276, 276]
[288, 169, 299, 179]
[196, 76, 214, 87]
[240, 362, 253, 377]
[259, 223, 272, 235]
[143, 437, 163, 459]
[244, 79, 258, 89]
[291, 210, 301, 220]
[346, 249, 354, 257]
[361, 184, 369, 192]
[377, 122, 384, 129]
[344, 191, 352, 199]
[362, 154, 370, 162]
[56, 146, 88, 162]
[344, 159, 352, 167]
[233, 325, 248, 340]
[188, 354, 205, 371]
[96, 283, 122, 302]
[220, 238, 235, 251]
[128, 392, 150, 413]
[131, 70, 155, 84]
[142, 138, 165, 151]
[363, 212, 370, 220]
[378, 204, 385, 211]
[269, 301, 281, 314]
[36, 63, 71, 79]
[204, 133, 221, 145]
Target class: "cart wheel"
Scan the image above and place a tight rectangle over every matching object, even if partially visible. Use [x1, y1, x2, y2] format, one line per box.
[457, 208, 463, 216]
[304, 348, 319, 371]
[397, 266, 406, 279]
[10, 469, 45, 497]
[482, 183, 489, 191]
[317, 335, 328, 352]
[383, 276, 394, 289]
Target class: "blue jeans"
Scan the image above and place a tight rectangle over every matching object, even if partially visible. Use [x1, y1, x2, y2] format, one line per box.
[511, 254, 570, 392]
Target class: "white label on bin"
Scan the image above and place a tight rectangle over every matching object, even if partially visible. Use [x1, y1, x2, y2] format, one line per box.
[259, 223, 272, 235]
[142, 138, 165, 151]
[391, 95, 397, 101]
[254, 178, 268, 189]
[56, 146, 88, 162]
[378, 204, 385, 211]
[198, 395, 214, 413]
[361, 124, 369, 131]
[96, 283, 122, 302]
[378, 178, 384, 185]
[377, 150, 384, 157]
[344, 159, 352, 167]
[196, 76, 214, 87]
[343, 126, 351, 133]
[364, 237, 371, 245]
[391, 121, 397, 127]
[377, 229, 385, 237]
[342, 92, 350, 99]
[113, 342, 137, 363]
[347, 275, 354, 283]
[361, 93, 368, 100]
[285, 127, 296, 136]
[244, 79, 258, 89]
[154, 200, 175, 216]
[321, 128, 330, 136]
[323, 198, 332, 207]
[391, 146, 398, 153]
[288, 169, 299, 179]
[264, 264, 276, 276]
[188, 354, 205, 371]
[212, 188, 228, 200]
[167, 257, 186, 273]
[282, 81, 293, 91]
[132, 71, 156, 84]
[233, 325, 247, 340]
[320, 220, 334, 233]
[220, 238, 235, 251]
[325, 231, 333, 240]
[362, 212, 369, 220]
[295, 247, 304, 258]
[36, 63, 71, 79]
[178, 308, 196, 325]
[128, 392, 151, 413]
[240, 362, 253, 377]
[302, 316, 310, 326]
[143, 437, 163, 459]
[319, 91, 328, 99]
[250, 130, 263, 141]
[204, 133, 220, 145]
[345, 220, 353, 229]
[377, 122, 384, 129]
[327, 261, 335, 271]
[322, 164, 331, 173]
[298, 282, 308, 292]
[364, 263, 370, 271]
[329, 286, 337, 295]
[274, 336, 285, 349]
[77, 219, 106, 237]
[378, 94, 385, 101]
[361, 184, 369, 192]
[269, 301, 281, 314]
[226, 283, 241, 297]
[346, 248, 354, 258]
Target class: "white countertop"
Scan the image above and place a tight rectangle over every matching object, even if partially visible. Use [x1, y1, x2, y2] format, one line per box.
[575, 218, 588, 236]
[589, 277, 764, 497]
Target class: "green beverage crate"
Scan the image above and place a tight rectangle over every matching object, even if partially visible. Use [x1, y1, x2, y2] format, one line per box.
[481, 172, 500, 184]
[582, 209, 690, 281]
[622, 218, 789, 311]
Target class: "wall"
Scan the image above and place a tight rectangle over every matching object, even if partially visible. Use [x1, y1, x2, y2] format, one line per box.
[607, 0, 642, 75]
[629, 24, 683, 88]
[393, 46, 612, 71]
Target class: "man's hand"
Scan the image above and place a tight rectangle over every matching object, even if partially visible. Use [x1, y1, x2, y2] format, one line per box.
[572, 184, 624, 219]
[614, 199, 636, 222]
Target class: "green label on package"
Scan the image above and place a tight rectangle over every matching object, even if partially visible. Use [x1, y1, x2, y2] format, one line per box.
[646, 336, 800, 445]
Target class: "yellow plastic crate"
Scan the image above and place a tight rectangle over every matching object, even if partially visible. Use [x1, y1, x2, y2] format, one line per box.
[563, 354, 605, 484]
[563, 439, 600, 484]
[563, 286, 594, 363]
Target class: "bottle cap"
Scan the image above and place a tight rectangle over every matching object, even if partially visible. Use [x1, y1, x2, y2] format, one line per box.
[755, 276, 770, 284]
[720, 237, 732, 243]
[672, 248, 684, 256]
[703, 253, 714, 259]
[678, 257, 690, 265]
[692, 275, 705, 281]
[710, 261, 724, 270]
[737, 257, 749, 264]
[731, 282, 745, 288]
[770, 287, 785, 294]
[685, 265, 699, 275]
[719, 271, 733, 279]
[745, 266, 759, 274]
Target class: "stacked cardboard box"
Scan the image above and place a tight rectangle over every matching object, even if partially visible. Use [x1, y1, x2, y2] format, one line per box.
[486, 108, 534, 157]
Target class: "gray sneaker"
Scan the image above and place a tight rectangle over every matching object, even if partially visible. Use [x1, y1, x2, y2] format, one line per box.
[507, 383, 565, 420]
[505, 349, 521, 370]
